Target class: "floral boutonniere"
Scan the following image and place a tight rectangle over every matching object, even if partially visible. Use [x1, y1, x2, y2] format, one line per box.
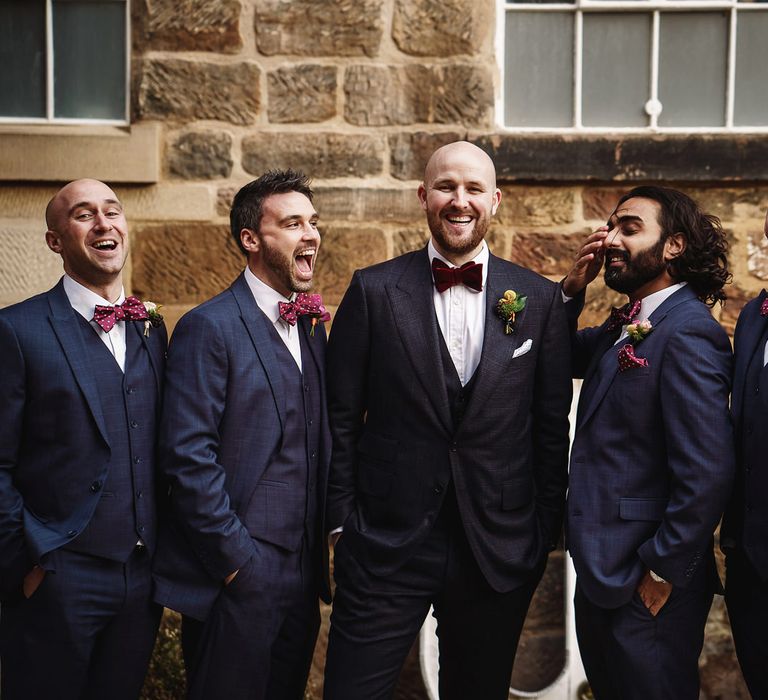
[143, 301, 164, 337]
[626, 319, 653, 344]
[496, 290, 527, 335]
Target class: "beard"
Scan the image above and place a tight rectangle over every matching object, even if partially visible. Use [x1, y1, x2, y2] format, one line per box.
[604, 236, 667, 295]
[260, 237, 313, 294]
[426, 207, 490, 258]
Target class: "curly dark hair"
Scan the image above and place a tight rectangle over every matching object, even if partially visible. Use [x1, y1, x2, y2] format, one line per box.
[616, 185, 731, 306]
[230, 169, 313, 255]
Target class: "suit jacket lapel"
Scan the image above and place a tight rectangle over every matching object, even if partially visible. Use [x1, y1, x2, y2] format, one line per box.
[459, 255, 531, 428]
[577, 285, 697, 429]
[47, 279, 111, 447]
[386, 248, 453, 434]
[733, 290, 767, 425]
[131, 321, 164, 392]
[230, 273, 287, 433]
[298, 314, 325, 379]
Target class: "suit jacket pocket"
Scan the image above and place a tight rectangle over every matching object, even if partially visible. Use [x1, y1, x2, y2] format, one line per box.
[358, 462, 392, 498]
[619, 497, 667, 521]
[357, 432, 398, 462]
[356, 432, 398, 499]
[502, 476, 534, 511]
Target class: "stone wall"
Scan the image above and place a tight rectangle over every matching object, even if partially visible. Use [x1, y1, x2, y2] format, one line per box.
[0, 0, 764, 697]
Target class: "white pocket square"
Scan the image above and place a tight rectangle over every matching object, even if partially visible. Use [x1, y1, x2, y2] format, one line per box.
[512, 339, 532, 359]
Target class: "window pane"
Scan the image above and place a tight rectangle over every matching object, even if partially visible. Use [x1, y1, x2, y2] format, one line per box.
[734, 11, 768, 126]
[505, 12, 574, 127]
[52, 0, 126, 120]
[658, 12, 727, 127]
[583, 13, 650, 127]
[0, 1, 46, 118]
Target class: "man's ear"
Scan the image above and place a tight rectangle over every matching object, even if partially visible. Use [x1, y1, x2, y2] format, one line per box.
[240, 228, 260, 254]
[664, 233, 685, 261]
[491, 188, 502, 216]
[417, 183, 428, 211]
[45, 230, 62, 254]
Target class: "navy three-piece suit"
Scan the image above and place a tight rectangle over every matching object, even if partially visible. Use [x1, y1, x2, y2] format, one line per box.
[722, 289, 768, 698]
[0, 278, 166, 699]
[153, 272, 331, 700]
[567, 284, 734, 699]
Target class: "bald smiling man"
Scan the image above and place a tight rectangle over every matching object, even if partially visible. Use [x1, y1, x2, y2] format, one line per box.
[0, 180, 166, 699]
[323, 142, 573, 699]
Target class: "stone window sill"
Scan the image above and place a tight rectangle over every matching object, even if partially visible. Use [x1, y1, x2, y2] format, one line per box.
[0, 123, 159, 183]
[476, 133, 768, 183]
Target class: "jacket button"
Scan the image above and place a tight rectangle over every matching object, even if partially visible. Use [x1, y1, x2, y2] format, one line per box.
[90, 481, 102, 492]
[130, 420, 138, 428]
[67, 529, 77, 538]
[434, 486, 442, 495]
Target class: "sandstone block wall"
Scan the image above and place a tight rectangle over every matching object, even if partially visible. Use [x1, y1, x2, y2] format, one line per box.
[0, 0, 762, 696]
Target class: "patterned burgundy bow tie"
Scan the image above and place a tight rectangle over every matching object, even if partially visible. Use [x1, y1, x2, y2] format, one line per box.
[278, 293, 330, 326]
[761, 296, 768, 316]
[606, 300, 642, 331]
[431, 258, 483, 293]
[93, 296, 148, 332]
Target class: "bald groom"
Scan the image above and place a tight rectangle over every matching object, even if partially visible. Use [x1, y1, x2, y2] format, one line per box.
[323, 142, 572, 699]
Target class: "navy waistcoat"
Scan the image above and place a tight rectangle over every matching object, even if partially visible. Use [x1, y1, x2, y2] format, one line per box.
[65, 317, 159, 561]
[248, 322, 322, 552]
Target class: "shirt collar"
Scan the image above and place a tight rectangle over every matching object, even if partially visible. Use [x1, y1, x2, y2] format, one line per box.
[427, 239, 489, 288]
[638, 282, 687, 320]
[62, 274, 125, 322]
[243, 266, 294, 324]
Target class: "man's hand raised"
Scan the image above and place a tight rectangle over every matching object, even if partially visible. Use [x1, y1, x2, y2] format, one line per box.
[562, 226, 609, 298]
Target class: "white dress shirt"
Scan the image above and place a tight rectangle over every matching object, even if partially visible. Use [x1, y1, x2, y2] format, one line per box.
[244, 266, 303, 371]
[615, 282, 687, 344]
[428, 239, 489, 386]
[63, 274, 127, 371]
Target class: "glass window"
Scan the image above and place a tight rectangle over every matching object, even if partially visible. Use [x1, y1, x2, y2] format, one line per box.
[0, 0, 128, 124]
[504, 12, 574, 127]
[502, 3, 768, 131]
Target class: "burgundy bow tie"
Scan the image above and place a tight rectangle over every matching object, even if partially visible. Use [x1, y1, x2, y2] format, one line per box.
[761, 296, 768, 316]
[278, 293, 330, 326]
[93, 296, 148, 332]
[606, 300, 642, 331]
[431, 258, 483, 293]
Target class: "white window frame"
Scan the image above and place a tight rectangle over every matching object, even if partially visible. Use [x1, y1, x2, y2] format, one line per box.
[496, 0, 768, 134]
[0, 0, 130, 126]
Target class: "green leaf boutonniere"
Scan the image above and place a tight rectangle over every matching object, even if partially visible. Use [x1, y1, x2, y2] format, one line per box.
[626, 319, 652, 343]
[496, 290, 527, 335]
[142, 301, 164, 337]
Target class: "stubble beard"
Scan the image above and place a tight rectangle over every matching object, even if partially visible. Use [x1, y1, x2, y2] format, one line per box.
[260, 239, 313, 295]
[427, 208, 489, 258]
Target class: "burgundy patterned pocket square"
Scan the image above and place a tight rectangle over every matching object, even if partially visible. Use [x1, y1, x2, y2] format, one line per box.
[618, 343, 648, 372]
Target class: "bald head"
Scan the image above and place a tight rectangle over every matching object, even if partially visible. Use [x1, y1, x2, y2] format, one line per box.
[418, 141, 501, 266]
[46, 179, 119, 231]
[423, 141, 497, 190]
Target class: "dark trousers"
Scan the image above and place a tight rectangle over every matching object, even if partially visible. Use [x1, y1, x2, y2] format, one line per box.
[323, 506, 546, 700]
[725, 548, 768, 699]
[182, 540, 320, 700]
[574, 581, 713, 700]
[0, 545, 160, 700]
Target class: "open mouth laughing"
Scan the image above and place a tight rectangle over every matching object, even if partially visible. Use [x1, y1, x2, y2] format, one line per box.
[294, 247, 316, 280]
